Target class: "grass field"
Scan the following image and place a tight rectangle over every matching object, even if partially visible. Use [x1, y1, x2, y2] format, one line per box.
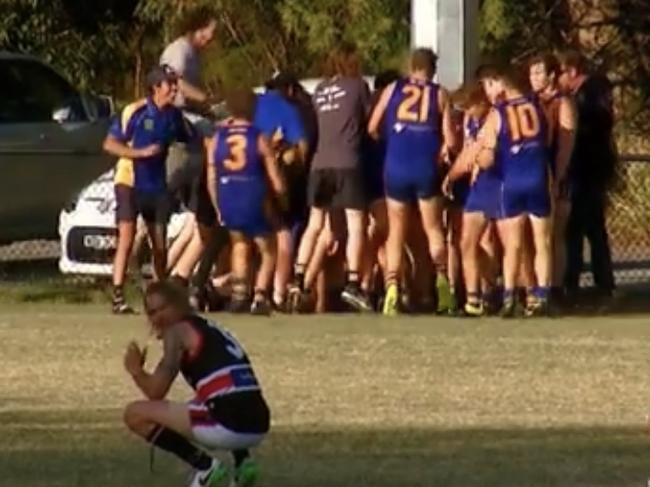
[1, 305, 650, 487]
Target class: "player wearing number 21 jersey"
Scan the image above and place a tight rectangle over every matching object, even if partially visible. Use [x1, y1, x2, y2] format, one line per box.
[123, 281, 270, 487]
[368, 48, 457, 316]
[206, 89, 287, 315]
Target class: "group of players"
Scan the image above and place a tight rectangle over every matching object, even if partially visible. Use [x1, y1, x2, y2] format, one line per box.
[105, 44, 591, 319]
[109, 20, 609, 486]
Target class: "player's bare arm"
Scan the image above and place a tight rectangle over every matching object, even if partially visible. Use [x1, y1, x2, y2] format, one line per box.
[125, 325, 184, 401]
[206, 135, 219, 213]
[368, 82, 397, 140]
[439, 88, 458, 153]
[103, 135, 161, 159]
[178, 78, 209, 104]
[475, 108, 500, 169]
[555, 96, 577, 185]
[259, 134, 287, 196]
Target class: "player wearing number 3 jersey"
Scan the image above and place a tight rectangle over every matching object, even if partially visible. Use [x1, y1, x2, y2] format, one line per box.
[123, 281, 270, 487]
[207, 89, 287, 315]
[368, 48, 457, 316]
[476, 65, 552, 317]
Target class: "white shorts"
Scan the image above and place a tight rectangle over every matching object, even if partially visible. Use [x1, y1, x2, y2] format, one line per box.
[188, 401, 265, 451]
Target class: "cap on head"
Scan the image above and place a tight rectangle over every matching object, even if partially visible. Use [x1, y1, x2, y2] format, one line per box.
[146, 64, 179, 91]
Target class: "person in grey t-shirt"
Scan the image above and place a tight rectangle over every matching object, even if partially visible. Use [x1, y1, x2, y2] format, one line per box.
[292, 44, 373, 312]
[160, 8, 217, 113]
[160, 8, 220, 298]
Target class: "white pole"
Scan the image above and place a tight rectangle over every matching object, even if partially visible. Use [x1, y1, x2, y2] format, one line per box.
[411, 0, 479, 89]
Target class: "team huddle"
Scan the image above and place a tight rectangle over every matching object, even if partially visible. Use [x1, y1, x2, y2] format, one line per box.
[103, 44, 589, 319]
[107, 30, 612, 484]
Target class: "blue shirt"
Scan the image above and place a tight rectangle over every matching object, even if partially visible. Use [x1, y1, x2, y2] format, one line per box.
[253, 91, 305, 145]
[109, 97, 192, 193]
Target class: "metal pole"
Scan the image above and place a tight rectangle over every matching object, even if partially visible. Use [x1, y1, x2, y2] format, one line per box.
[411, 0, 479, 88]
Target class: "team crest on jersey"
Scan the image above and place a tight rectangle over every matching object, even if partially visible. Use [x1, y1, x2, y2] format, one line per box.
[144, 119, 154, 131]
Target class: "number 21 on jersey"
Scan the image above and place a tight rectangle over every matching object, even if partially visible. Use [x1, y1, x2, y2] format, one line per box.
[505, 103, 540, 142]
[397, 84, 431, 123]
[224, 134, 247, 171]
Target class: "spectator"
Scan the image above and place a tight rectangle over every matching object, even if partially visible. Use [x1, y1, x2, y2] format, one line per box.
[160, 7, 220, 300]
[558, 50, 617, 300]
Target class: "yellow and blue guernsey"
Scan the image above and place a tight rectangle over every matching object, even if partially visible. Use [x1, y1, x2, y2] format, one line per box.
[212, 122, 271, 237]
[384, 77, 442, 202]
[109, 97, 193, 193]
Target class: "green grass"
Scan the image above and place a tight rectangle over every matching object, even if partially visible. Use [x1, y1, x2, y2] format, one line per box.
[1, 306, 650, 486]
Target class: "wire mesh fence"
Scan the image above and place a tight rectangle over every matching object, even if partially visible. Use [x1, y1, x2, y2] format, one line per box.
[0, 155, 649, 287]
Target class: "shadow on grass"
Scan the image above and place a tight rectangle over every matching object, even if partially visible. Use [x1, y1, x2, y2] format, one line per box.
[1, 414, 648, 487]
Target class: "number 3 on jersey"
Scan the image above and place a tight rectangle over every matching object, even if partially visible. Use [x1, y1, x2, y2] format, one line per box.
[224, 134, 247, 171]
[397, 85, 431, 123]
[505, 103, 540, 142]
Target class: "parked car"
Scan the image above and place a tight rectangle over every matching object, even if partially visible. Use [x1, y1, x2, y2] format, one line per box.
[0, 51, 114, 244]
[59, 169, 190, 276]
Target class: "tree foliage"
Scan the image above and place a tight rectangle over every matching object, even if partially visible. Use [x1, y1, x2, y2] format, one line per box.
[0, 0, 648, 134]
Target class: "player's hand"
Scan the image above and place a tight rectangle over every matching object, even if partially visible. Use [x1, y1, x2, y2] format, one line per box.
[441, 176, 453, 199]
[124, 341, 146, 377]
[470, 165, 480, 185]
[138, 144, 162, 158]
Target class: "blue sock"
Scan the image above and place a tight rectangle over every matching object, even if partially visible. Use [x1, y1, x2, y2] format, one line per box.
[503, 289, 515, 301]
[535, 286, 550, 300]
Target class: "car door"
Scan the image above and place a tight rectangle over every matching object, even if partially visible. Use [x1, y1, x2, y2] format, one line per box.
[0, 58, 112, 243]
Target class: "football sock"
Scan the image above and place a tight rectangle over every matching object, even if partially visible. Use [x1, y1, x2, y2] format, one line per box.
[232, 449, 250, 469]
[148, 426, 212, 470]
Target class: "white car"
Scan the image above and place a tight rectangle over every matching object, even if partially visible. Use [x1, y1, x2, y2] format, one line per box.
[59, 170, 190, 276]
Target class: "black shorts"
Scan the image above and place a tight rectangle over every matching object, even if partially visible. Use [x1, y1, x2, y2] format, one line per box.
[307, 168, 367, 210]
[115, 184, 171, 224]
[276, 165, 308, 229]
[166, 142, 217, 227]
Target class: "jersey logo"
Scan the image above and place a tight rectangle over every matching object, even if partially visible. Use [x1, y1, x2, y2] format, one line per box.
[144, 118, 154, 131]
[397, 84, 431, 123]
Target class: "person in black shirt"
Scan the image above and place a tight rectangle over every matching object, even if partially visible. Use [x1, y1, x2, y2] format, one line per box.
[558, 51, 617, 299]
[123, 281, 270, 487]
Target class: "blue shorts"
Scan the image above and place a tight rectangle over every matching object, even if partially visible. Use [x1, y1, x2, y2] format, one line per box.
[384, 164, 440, 203]
[464, 174, 502, 220]
[220, 205, 271, 238]
[218, 182, 271, 238]
[500, 179, 551, 219]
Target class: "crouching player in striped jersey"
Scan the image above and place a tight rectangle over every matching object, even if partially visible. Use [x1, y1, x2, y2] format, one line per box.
[123, 281, 270, 487]
[207, 89, 287, 315]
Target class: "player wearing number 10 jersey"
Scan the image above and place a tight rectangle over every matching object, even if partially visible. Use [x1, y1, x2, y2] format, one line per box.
[369, 48, 457, 316]
[476, 65, 552, 317]
[206, 89, 287, 315]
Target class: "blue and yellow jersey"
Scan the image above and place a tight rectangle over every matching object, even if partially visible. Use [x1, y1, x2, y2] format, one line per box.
[384, 77, 441, 172]
[212, 122, 270, 232]
[109, 97, 192, 193]
[495, 95, 548, 183]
